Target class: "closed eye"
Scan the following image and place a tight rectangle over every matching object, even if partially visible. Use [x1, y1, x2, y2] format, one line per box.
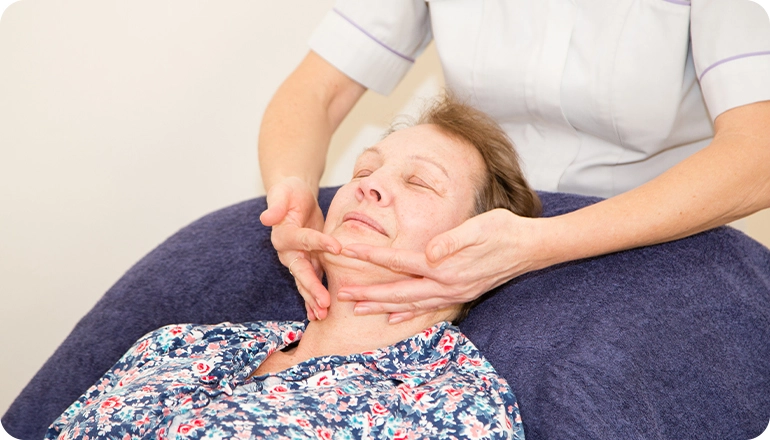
[353, 169, 372, 179]
[408, 177, 434, 190]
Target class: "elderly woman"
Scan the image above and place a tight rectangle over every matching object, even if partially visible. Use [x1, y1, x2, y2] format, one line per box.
[45, 95, 539, 439]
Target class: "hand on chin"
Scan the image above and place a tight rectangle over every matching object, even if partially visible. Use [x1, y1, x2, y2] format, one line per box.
[320, 239, 409, 286]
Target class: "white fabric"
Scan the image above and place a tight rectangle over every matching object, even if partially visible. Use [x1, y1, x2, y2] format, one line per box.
[309, 0, 770, 197]
[308, 2, 432, 95]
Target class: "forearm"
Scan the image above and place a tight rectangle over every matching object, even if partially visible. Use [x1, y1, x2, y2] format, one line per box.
[259, 77, 334, 194]
[258, 52, 366, 195]
[540, 101, 770, 267]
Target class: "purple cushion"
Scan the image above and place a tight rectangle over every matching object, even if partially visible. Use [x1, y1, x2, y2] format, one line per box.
[4, 189, 769, 439]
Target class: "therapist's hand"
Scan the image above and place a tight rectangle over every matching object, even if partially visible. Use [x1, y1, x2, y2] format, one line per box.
[260, 177, 341, 321]
[337, 209, 552, 323]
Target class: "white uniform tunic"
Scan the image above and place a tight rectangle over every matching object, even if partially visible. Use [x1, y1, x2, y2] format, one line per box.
[309, 0, 770, 197]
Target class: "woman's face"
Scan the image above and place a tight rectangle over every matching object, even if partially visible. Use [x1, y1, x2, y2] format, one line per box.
[323, 124, 484, 255]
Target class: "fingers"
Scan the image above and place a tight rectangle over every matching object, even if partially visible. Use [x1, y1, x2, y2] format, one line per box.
[341, 245, 430, 276]
[336, 274, 469, 325]
[295, 279, 315, 319]
[291, 257, 331, 308]
[354, 295, 451, 317]
[297, 279, 326, 321]
[387, 312, 416, 325]
[304, 302, 315, 322]
[290, 256, 331, 320]
[337, 277, 445, 309]
[297, 228, 341, 254]
[275, 226, 342, 255]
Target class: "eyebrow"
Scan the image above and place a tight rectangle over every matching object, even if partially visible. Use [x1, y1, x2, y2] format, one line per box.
[360, 146, 450, 179]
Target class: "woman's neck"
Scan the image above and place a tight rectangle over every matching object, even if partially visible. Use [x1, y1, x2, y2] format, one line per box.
[282, 264, 458, 367]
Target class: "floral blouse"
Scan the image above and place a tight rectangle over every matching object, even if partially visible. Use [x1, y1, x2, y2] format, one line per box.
[46, 320, 525, 439]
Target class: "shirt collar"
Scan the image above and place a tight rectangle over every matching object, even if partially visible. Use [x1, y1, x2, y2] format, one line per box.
[268, 321, 461, 387]
[360, 321, 460, 387]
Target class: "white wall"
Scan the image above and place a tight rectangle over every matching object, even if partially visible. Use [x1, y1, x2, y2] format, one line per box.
[0, 0, 443, 415]
[1, 0, 768, 420]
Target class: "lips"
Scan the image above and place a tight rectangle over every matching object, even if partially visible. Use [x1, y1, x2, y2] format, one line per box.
[342, 212, 388, 236]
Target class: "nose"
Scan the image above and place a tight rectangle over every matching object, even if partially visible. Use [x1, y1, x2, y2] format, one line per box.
[368, 188, 382, 201]
[356, 174, 391, 205]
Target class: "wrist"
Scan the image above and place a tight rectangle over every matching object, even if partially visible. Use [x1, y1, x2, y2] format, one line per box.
[265, 174, 320, 198]
[518, 215, 570, 272]
[536, 209, 619, 267]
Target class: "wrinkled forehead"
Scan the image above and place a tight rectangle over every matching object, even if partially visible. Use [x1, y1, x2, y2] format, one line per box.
[357, 145, 450, 179]
[358, 124, 483, 178]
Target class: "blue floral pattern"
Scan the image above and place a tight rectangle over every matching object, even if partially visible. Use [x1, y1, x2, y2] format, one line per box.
[46, 321, 524, 439]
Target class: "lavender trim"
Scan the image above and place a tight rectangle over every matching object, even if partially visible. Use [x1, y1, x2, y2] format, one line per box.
[700, 50, 770, 81]
[333, 8, 415, 63]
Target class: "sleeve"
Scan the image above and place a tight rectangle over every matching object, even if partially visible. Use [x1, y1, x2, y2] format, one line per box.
[308, 0, 433, 95]
[692, 0, 770, 120]
[44, 324, 196, 438]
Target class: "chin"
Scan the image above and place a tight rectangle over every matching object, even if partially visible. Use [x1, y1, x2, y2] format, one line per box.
[328, 226, 391, 248]
[321, 252, 382, 274]
[320, 252, 410, 286]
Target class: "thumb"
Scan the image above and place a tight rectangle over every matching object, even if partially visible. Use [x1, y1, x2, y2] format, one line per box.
[426, 227, 470, 263]
[260, 188, 289, 226]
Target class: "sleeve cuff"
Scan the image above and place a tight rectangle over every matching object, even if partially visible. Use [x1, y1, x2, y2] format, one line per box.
[699, 53, 770, 121]
[309, 10, 416, 95]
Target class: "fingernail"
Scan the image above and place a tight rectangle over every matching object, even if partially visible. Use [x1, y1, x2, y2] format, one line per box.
[354, 305, 370, 315]
[389, 315, 404, 325]
[326, 245, 337, 254]
[337, 291, 352, 301]
[341, 249, 358, 258]
[313, 308, 320, 320]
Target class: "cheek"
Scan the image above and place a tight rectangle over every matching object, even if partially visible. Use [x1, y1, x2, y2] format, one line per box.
[322, 205, 339, 235]
[323, 187, 354, 235]
[395, 208, 459, 251]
